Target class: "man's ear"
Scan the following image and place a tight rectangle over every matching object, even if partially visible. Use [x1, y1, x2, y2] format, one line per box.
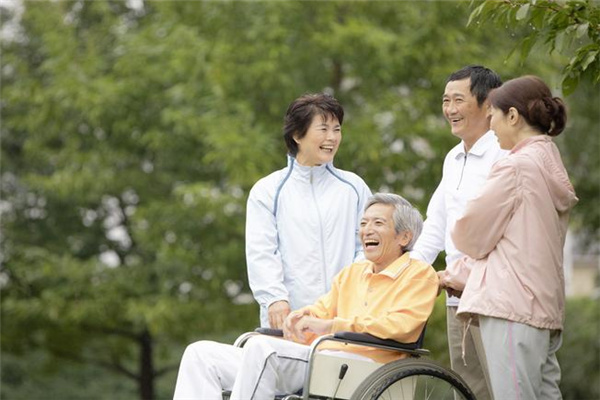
[485, 102, 492, 118]
[481, 98, 491, 111]
[399, 231, 413, 248]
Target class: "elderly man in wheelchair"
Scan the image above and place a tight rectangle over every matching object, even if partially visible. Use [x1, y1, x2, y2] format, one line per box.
[174, 193, 475, 400]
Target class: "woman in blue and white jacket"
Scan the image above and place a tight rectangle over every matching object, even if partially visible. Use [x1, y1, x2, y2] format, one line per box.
[246, 93, 372, 329]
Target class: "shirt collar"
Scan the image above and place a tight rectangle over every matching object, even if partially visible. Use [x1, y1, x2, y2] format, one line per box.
[362, 252, 412, 279]
[454, 130, 498, 159]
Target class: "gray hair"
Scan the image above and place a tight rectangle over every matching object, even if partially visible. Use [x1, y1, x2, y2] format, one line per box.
[364, 193, 423, 251]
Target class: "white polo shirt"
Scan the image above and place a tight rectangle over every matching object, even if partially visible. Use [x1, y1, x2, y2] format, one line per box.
[411, 130, 507, 307]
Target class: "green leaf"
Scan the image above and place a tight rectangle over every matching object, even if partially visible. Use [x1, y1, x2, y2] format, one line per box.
[581, 50, 599, 71]
[576, 22, 590, 38]
[555, 30, 566, 53]
[467, 2, 486, 26]
[520, 36, 537, 63]
[562, 73, 580, 95]
[516, 3, 530, 21]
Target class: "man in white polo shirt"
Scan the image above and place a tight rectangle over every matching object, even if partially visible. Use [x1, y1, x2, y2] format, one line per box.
[411, 65, 506, 400]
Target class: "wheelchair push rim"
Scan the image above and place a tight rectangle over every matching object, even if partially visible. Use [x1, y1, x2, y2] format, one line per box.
[349, 359, 476, 400]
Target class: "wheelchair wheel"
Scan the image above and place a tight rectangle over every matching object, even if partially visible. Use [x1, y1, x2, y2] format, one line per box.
[350, 359, 475, 400]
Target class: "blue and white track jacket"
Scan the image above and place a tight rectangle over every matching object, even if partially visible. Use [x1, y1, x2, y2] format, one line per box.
[246, 156, 372, 327]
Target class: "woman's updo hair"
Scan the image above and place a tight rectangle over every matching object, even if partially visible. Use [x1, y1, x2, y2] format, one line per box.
[489, 75, 567, 136]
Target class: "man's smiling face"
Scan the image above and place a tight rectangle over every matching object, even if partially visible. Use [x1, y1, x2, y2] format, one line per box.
[360, 203, 410, 272]
[442, 78, 490, 149]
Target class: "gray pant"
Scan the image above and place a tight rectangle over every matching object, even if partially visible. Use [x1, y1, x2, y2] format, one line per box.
[447, 306, 493, 400]
[479, 316, 562, 400]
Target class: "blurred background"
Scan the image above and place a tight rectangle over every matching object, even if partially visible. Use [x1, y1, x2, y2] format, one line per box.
[1, 0, 598, 399]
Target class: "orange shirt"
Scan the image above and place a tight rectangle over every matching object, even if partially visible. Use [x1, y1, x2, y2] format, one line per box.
[301, 252, 438, 363]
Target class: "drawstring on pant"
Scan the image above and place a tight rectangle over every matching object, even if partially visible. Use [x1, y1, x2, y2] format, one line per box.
[461, 316, 473, 367]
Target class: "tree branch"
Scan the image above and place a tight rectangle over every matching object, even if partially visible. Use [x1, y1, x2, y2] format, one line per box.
[154, 363, 179, 378]
[53, 349, 139, 381]
[81, 323, 140, 341]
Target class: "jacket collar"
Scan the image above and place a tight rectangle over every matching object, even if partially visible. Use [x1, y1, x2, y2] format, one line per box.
[510, 134, 550, 154]
[363, 252, 412, 279]
[287, 155, 333, 181]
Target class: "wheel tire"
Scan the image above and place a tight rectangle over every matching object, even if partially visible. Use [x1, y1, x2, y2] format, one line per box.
[350, 359, 475, 400]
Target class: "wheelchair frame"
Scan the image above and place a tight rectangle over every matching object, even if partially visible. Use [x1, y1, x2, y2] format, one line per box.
[230, 327, 475, 400]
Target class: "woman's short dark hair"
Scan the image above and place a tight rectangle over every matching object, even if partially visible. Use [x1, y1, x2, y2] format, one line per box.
[283, 93, 344, 156]
[489, 75, 567, 137]
[447, 65, 503, 107]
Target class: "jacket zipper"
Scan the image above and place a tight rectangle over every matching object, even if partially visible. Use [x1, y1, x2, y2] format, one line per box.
[310, 169, 328, 293]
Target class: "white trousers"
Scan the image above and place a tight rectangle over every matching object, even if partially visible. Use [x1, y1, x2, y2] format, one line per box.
[173, 335, 310, 400]
[479, 316, 563, 400]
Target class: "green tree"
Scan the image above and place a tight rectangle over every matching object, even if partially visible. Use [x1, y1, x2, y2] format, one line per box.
[469, 0, 600, 94]
[1, 1, 596, 398]
[469, 0, 600, 244]
[2, 2, 257, 398]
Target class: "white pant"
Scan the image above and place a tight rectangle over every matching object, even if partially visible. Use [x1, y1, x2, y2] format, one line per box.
[479, 316, 563, 400]
[173, 335, 310, 400]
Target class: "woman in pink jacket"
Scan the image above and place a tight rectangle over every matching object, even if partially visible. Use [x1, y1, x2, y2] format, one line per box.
[443, 76, 578, 400]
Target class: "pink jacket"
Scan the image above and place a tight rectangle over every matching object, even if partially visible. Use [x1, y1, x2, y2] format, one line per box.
[447, 135, 578, 330]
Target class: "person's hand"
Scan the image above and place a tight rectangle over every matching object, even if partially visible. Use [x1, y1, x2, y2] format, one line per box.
[283, 309, 308, 341]
[436, 270, 447, 296]
[268, 300, 291, 329]
[439, 270, 463, 298]
[445, 287, 463, 298]
[292, 316, 333, 342]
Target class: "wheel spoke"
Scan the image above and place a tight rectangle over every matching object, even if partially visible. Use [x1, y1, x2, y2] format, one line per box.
[349, 359, 475, 400]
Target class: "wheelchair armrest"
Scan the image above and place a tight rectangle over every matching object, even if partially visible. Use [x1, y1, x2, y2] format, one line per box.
[254, 328, 284, 337]
[252, 328, 427, 353]
[233, 329, 283, 348]
[333, 331, 420, 351]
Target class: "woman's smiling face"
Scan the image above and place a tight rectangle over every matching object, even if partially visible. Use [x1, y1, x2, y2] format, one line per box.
[294, 114, 341, 166]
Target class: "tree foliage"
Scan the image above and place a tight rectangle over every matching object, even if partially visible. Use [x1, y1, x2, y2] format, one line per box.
[469, 0, 600, 94]
[469, 0, 600, 243]
[1, 1, 597, 398]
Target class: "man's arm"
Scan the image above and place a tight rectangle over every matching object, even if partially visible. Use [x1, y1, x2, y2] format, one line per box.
[246, 185, 290, 328]
[411, 180, 446, 265]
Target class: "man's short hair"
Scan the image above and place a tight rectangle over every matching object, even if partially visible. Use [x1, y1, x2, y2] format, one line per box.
[447, 65, 502, 107]
[365, 193, 423, 251]
[283, 93, 344, 156]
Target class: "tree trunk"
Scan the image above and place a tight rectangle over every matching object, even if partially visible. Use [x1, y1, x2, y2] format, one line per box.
[331, 59, 343, 94]
[139, 329, 155, 400]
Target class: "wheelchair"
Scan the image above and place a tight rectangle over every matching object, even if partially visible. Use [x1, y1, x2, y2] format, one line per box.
[225, 326, 475, 400]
